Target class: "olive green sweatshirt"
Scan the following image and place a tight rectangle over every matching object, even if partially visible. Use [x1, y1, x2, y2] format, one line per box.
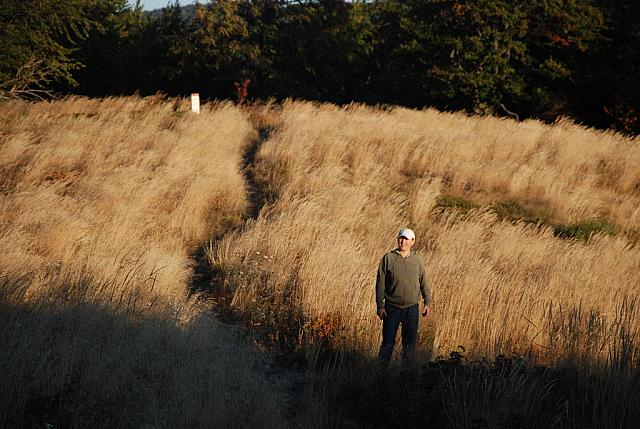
[375, 249, 430, 310]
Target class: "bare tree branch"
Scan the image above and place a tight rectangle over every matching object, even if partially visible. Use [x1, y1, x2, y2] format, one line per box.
[0, 58, 57, 102]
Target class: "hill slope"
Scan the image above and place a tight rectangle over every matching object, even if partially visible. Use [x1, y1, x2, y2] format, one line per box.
[217, 101, 640, 427]
[220, 101, 640, 362]
[0, 96, 315, 428]
[1, 96, 639, 428]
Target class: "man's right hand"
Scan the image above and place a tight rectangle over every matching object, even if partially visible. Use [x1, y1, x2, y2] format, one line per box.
[377, 308, 386, 319]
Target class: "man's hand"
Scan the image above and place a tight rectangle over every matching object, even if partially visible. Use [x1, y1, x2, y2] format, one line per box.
[377, 308, 387, 319]
[422, 304, 431, 319]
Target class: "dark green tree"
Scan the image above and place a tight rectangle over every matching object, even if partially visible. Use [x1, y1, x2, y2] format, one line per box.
[595, 0, 640, 134]
[242, 0, 374, 103]
[182, 0, 258, 98]
[72, 0, 145, 96]
[367, 0, 605, 119]
[523, 0, 606, 120]
[0, 0, 125, 99]
[8, 0, 632, 134]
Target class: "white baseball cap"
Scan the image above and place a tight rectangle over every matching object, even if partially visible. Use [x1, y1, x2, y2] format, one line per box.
[397, 228, 415, 240]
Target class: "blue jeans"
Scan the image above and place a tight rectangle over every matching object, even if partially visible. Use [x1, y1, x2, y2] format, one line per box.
[378, 303, 419, 366]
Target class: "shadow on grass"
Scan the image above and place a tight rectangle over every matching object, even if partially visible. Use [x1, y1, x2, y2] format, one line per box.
[314, 344, 640, 429]
[184, 251, 640, 429]
[0, 271, 296, 429]
[201, 257, 638, 429]
[245, 300, 639, 429]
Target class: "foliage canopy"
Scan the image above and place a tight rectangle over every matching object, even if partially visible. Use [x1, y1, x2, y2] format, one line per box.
[1, 0, 638, 133]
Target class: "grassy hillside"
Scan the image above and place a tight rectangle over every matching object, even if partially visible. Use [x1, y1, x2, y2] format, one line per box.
[220, 101, 640, 359]
[0, 97, 316, 428]
[217, 101, 640, 427]
[1, 96, 639, 428]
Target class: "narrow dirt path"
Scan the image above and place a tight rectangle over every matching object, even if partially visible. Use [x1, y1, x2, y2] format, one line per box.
[186, 114, 322, 425]
[188, 124, 271, 297]
[243, 127, 272, 220]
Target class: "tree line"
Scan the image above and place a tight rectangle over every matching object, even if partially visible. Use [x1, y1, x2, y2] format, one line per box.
[1, 0, 638, 134]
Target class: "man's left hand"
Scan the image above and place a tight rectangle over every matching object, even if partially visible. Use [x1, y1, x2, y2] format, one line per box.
[422, 305, 431, 319]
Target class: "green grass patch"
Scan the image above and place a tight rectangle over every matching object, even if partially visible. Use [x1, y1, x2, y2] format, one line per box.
[434, 195, 625, 244]
[435, 195, 479, 213]
[553, 218, 619, 241]
[491, 200, 544, 225]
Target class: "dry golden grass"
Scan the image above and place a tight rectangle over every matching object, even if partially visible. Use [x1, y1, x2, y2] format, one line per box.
[213, 100, 640, 427]
[0, 96, 313, 428]
[219, 101, 640, 369]
[1, 95, 250, 302]
[1, 273, 296, 428]
[3, 95, 639, 427]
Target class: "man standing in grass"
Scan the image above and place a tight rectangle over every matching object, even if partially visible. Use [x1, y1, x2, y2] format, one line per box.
[376, 228, 431, 366]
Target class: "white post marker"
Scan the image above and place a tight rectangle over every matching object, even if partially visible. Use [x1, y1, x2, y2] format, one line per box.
[191, 93, 200, 114]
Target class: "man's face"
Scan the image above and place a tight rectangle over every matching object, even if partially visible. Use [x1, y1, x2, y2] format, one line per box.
[397, 236, 415, 252]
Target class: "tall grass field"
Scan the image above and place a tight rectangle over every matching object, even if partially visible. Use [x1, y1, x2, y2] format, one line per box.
[1, 96, 639, 428]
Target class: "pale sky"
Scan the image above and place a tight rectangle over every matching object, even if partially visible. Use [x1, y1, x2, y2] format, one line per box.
[128, 0, 199, 11]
